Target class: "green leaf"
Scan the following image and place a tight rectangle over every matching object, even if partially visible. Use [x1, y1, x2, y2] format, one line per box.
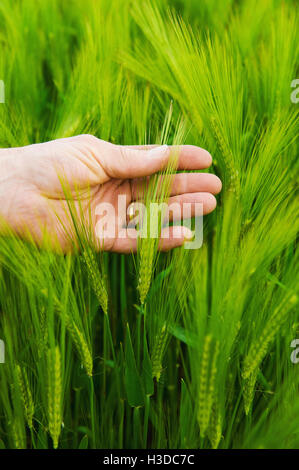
[36, 425, 49, 449]
[78, 435, 88, 449]
[169, 324, 197, 346]
[77, 426, 92, 438]
[147, 265, 172, 302]
[124, 323, 144, 407]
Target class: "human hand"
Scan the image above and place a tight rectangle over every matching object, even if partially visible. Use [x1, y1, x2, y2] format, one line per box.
[0, 135, 221, 252]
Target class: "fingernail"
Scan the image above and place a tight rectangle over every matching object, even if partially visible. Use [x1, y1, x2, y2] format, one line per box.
[172, 226, 194, 240]
[127, 204, 135, 220]
[182, 226, 194, 241]
[148, 144, 169, 158]
[204, 150, 213, 166]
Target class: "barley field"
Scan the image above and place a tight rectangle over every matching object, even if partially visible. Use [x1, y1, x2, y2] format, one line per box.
[0, 0, 298, 449]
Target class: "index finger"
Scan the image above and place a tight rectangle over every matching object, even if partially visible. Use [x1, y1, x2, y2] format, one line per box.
[122, 145, 212, 170]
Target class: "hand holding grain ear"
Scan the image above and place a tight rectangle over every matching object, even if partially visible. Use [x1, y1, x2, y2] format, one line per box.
[0, 134, 222, 252]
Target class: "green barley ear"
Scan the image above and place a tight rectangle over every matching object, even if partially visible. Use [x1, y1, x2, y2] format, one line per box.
[137, 204, 160, 306]
[151, 323, 167, 382]
[55, 172, 109, 314]
[47, 346, 62, 449]
[10, 368, 27, 448]
[38, 307, 48, 359]
[243, 368, 259, 416]
[197, 336, 219, 437]
[137, 110, 186, 305]
[52, 296, 93, 377]
[81, 246, 108, 314]
[11, 419, 26, 449]
[16, 365, 34, 430]
[242, 293, 298, 380]
[210, 116, 240, 193]
[65, 317, 93, 377]
[208, 399, 222, 449]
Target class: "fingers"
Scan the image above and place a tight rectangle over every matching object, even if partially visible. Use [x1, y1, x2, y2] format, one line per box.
[159, 226, 193, 251]
[127, 192, 216, 228]
[98, 141, 171, 179]
[98, 140, 213, 180]
[175, 145, 213, 170]
[167, 192, 217, 218]
[66, 136, 214, 182]
[170, 173, 222, 195]
[124, 144, 213, 171]
[109, 226, 193, 253]
[131, 172, 222, 200]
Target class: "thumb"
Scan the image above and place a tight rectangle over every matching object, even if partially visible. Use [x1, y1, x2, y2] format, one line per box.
[106, 144, 170, 179]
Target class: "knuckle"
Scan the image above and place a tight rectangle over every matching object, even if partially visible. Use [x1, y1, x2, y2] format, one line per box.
[79, 134, 99, 144]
